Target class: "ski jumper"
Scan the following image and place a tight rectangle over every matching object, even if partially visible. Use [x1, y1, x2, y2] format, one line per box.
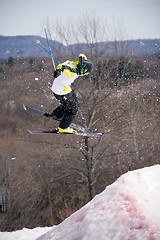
[51, 60, 80, 129]
[50, 54, 93, 131]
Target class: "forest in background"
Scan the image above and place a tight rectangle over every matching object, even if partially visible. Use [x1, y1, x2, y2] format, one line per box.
[0, 15, 160, 230]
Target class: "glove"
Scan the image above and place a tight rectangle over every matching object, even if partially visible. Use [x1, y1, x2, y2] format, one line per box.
[54, 70, 61, 78]
[44, 112, 53, 118]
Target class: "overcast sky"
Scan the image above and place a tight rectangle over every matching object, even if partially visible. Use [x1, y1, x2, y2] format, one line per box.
[0, 0, 160, 40]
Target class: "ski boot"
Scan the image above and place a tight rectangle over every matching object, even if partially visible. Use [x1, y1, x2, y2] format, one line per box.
[58, 127, 77, 134]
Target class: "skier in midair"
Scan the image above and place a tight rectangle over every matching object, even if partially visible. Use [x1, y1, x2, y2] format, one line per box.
[44, 53, 93, 134]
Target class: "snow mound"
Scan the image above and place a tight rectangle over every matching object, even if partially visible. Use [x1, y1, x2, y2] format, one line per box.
[37, 165, 160, 240]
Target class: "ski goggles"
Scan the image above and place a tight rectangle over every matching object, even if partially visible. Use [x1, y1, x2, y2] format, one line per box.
[81, 68, 89, 75]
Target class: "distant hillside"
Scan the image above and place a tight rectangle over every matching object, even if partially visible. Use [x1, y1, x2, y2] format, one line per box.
[0, 35, 65, 59]
[0, 35, 160, 59]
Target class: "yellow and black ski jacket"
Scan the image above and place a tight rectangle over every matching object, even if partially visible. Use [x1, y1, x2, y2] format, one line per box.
[51, 54, 87, 95]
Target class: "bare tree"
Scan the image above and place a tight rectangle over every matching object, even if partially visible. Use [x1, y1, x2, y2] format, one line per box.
[108, 17, 129, 56]
[52, 14, 109, 57]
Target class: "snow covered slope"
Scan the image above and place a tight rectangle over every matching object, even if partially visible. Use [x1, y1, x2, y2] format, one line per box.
[1, 165, 160, 240]
[37, 165, 160, 240]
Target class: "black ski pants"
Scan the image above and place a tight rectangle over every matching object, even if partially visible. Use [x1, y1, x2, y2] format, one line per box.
[52, 90, 78, 129]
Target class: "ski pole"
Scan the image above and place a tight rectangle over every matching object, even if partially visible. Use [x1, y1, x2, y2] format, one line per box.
[44, 27, 56, 70]
[36, 40, 60, 64]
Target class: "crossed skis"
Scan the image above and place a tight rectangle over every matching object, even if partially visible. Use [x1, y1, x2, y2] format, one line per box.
[23, 105, 104, 137]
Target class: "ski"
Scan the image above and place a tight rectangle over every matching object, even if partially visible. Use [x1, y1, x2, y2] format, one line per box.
[23, 104, 92, 133]
[23, 104, 45, 116]
[27, 130, 104, 137]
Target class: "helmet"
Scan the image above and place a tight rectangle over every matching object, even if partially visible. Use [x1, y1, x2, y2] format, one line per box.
[80, 60, 93, 75]
[78, 53, 93, 75]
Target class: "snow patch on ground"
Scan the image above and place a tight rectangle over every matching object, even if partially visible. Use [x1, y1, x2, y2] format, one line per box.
[0, 227, 53, 240]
